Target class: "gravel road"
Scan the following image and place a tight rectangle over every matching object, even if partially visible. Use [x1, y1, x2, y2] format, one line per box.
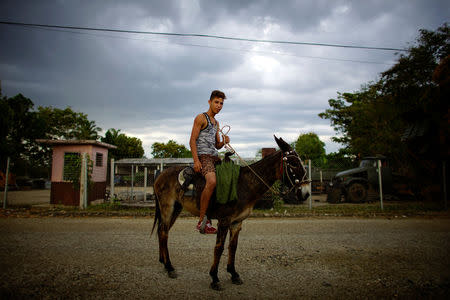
[1, 217, 449, 299]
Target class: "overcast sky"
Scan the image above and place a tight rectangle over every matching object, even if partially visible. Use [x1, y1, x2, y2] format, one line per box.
[1, 0, 448, 158]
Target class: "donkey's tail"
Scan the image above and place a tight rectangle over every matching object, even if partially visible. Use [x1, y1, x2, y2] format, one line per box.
[151, 191, 161, 237]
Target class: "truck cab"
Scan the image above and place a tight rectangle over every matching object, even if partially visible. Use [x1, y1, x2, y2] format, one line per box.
[327, 156, 392, 203]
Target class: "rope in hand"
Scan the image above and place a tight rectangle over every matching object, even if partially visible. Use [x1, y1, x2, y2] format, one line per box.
[218, 125, 279, 194]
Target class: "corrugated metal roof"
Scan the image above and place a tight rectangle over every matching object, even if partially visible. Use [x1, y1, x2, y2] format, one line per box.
[36, 139, 117, 149]
[115, 157, 257, 165]
[115, 158, 193, 165]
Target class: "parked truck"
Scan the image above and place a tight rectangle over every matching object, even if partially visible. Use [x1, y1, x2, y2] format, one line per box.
[326, 156, 393, 203]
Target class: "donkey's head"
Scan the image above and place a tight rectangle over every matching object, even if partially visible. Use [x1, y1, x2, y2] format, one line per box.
[274, 136, 311, 202]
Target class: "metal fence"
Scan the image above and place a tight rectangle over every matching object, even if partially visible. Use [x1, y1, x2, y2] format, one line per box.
[2, 155, 448, 210]
[108, 160, 158, 204]
[108, 157, 258, 204]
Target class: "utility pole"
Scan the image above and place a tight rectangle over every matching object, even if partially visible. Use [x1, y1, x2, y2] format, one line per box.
[3, 157, 10, 209]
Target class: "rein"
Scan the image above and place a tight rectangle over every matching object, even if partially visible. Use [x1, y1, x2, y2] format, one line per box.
[218, 126, 309, 196]
[219, 126, 278, 194]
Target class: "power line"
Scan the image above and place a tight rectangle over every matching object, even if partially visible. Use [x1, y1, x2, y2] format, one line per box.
[28, 25, 395, 65]
[0, 20, 408, 52]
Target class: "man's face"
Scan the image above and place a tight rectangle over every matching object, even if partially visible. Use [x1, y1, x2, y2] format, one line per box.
[209, 97, 224, 114]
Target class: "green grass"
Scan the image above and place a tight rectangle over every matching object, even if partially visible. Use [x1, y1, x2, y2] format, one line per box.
[253, 201, 448, 217]
[2, 200, 448, 218]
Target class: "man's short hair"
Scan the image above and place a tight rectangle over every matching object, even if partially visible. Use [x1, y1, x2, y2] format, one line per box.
[210, 90, 226, 100]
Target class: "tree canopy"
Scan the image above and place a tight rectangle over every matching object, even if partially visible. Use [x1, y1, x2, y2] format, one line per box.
[0, 94, 44, 169]
[101, 129, 145, 160]
[151, 140, 192, 158]
[0, 93, 144, 176]
[294, 132, 325, 162]
[319, 24, 449, 169]
[37, 106, 101, 140]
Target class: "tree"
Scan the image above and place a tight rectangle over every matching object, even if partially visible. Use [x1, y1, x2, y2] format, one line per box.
[319, 24, 449, 200]
[255, 149, 262, 160]
[101, 129, 145, 160]
[0, 94, 47, 174]
[318, 85, 405, 160]
[75, 119, 102, 140]
[323, 149, 357, 170]
[319, 23, 449, 164]
[0, 93, 104, 176]
[294, 132, 326, 165]
[151, 140, 192, 158]
[37, 106, 101, 140]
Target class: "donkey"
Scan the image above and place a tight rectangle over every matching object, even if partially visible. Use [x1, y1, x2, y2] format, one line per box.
[151, 136, 310, 290]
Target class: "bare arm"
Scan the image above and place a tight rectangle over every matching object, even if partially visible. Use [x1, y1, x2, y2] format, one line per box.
[190, 114, 206, 173]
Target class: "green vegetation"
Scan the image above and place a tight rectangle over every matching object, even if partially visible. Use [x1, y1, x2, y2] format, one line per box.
[294, 132, 326, 163]
[319, 24, 449, 169]
[0, 93, 145, 177]
[151, 140, 192, 158]
[101, 128, 145, 160]
[252, 201, 448, 217]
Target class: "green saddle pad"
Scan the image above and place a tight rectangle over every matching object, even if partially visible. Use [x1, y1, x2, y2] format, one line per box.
[215, 161, 240, 204]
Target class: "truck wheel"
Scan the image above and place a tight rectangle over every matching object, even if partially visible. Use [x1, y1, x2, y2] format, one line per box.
[327, 187, 342, 203]
[346, 182, 368, 203]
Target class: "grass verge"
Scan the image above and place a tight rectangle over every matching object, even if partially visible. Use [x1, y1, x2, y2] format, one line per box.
[0, 201, 448, 218]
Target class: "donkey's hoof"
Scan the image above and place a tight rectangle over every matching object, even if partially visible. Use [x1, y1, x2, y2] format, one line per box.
[210, 282, 223, 291]
[232, 276, 243, 285]
[168, 270, 177, 278]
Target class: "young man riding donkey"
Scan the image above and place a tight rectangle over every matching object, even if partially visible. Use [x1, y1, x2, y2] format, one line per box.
[152, 90, 311, 290]
[189, 90, 229, 234]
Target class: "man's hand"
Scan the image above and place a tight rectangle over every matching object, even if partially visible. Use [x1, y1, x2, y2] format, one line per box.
[223, 135, 230, 145]
[193, 159, 202, 173]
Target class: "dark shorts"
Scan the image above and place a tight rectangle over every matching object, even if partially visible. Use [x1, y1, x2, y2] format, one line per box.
[198, 154, 221, 177]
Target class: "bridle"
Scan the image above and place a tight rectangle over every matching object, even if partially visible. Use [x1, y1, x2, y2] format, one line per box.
[281, 150, 311, 195]
[218, 125, 310, 196]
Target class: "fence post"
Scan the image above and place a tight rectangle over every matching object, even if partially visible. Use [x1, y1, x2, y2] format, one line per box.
[320, 170, 323, 193]
[443, 160, 447, 210]
[110, 158, 115, 203]
[130, 164, 134, 202]
[308, 159, 312, 210]
[79, 153, 88, 209]
[144, 167, 148, 202]
[3, 157, 10, 209]
[377, 160, 384, 211]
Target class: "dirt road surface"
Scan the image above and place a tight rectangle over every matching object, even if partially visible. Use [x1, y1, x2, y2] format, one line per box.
[1, 217, 449, 299]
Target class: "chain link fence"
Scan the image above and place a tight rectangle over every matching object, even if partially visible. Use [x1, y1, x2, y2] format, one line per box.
[109, 158, 196, 204]
[2, 154, 448, 209]
[108, 163, 157, 204]
[307, 159, 358, 195]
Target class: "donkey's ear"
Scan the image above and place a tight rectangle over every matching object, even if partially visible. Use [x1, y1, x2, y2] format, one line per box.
[280, 137, 292, 151]
[274, 135, 281, 146]
[275, 136, 291, 151]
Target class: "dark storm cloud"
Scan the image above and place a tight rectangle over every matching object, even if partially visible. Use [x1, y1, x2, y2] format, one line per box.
[1, 0, 448, 157]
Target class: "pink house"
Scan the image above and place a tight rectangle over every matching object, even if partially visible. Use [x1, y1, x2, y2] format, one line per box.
[37, 139, 116, 206]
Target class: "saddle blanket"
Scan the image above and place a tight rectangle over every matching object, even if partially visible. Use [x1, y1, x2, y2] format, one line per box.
[178, 162, 240, 204]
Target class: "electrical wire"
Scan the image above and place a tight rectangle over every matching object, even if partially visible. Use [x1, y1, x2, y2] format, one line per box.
[2, 21, 397, 65]
[0, 20, 408, 52]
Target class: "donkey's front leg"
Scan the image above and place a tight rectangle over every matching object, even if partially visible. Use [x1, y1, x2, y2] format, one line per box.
[227, 221, 243, 285]
[209, 223, 228, 290]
